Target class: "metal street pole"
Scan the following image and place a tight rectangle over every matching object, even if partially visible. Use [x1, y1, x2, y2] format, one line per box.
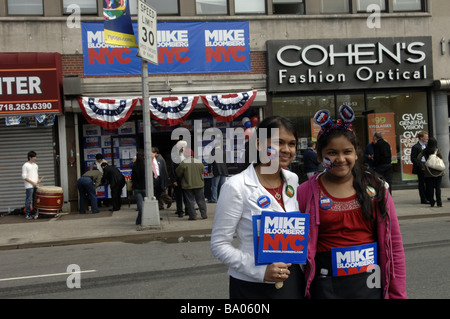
[140, 59, 160, 227]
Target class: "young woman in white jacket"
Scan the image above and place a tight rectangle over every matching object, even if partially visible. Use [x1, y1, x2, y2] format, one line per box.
[211, 116, 305, 299]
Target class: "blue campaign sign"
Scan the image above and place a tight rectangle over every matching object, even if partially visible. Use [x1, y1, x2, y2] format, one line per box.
[331, 242, 377, 277]
[256, 211, 310, 265]
[81, 21, 251, 76]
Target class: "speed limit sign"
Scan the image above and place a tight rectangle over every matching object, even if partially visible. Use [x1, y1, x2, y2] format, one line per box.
[137, 0, 158, 64]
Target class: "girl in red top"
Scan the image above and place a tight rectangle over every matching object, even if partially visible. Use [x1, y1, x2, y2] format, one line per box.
[297, 106, 407, 299]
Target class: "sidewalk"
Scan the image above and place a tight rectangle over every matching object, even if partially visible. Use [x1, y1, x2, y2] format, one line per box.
[0, 188, 449, 250]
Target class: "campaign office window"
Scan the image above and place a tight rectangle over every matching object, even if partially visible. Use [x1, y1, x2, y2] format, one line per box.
[234, 0, 266, 14]
[273, 0, 305, 15]
[63, 0, 97, 14]
[393, 0, 424, 11]
[7, 0, 43, 15]
[196, 0, 228, 15]
[129, 0, 179, 15]
[356, 0, 386, 12]
[320, 0, 350, 14]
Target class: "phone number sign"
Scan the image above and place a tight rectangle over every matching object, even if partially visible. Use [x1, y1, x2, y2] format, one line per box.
[0, 53, 63, 115]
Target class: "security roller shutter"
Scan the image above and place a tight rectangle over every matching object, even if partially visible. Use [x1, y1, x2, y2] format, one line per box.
[0, 123, 56, 213]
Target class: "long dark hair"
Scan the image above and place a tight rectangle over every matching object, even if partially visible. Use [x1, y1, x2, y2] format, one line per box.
[317, 129, 388, 221]
[134, 151, 145, 173]
[423, 137, 438, 158]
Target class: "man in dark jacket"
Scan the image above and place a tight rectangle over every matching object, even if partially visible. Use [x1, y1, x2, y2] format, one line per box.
[410, 131, 429, 204]
[303, 140, 319, 178]
[208, 143, 228, 203]
[373, 132, 393, 193]
[101, 163, 126, 211]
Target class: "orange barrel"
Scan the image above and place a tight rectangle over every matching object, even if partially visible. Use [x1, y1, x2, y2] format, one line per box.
[35, 186, 64, 215]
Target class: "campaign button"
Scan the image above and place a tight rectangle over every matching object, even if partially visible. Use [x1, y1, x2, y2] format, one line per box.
[257, 195, 271, 209]
[319, 197, 333, 210]
[285, 185, 295, 198]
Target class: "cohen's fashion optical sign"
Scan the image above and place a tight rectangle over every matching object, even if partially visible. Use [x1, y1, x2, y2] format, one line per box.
[267, 37, 433, 92]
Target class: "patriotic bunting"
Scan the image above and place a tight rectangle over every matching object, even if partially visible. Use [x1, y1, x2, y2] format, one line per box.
[77, 91, 256, 129]
[78, 97, 138, 129]
[201, 90, 257, 122]
[147, 96, 199, 126]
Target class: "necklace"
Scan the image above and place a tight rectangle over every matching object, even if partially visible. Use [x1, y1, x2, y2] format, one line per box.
[258, 167, 282, 200]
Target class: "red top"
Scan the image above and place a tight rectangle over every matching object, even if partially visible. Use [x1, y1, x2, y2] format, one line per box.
[264, 184, 285, 211]
[317, 179, 376, 252]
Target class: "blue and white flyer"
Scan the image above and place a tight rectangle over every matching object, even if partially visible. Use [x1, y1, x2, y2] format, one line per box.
[253, 211, 309, 265]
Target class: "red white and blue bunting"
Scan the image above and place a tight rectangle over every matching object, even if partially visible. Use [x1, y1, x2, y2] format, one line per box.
[146, 95, 199, 126]
[78, 97, 138, 129]
[201, 90, 257, 122]
[77, 91, 257, 128]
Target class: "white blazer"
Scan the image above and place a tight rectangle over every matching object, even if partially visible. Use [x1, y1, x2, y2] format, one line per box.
[211, 164, 300, 283]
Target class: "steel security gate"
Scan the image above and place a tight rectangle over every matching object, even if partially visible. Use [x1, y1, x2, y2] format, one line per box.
[0, 123, 56, 213]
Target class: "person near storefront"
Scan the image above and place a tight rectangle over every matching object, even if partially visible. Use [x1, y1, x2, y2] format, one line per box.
[131, 151, 146, 225]
[101, 163, 126, 211]
[211, 116, 304, 299]
[417, 137, 445, 207]
[176, 148, 207, 220]
[411, 131, 429, 204]
[77, 165, 104, 214]
[297, 108, 406, 299]
[373, 132, 393, 193]
[22, 151, 43, 219]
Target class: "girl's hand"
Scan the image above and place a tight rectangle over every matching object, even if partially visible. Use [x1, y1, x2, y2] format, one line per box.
[264, 262, 292, 282]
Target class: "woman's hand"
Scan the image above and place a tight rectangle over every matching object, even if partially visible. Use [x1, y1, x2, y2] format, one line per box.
[264, 262, 292, 282]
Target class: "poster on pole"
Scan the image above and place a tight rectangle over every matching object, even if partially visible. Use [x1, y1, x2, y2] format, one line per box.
[137, 0, 158, 64]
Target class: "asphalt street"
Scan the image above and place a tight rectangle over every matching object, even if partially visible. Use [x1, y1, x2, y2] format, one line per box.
[0, 214, 449, 299]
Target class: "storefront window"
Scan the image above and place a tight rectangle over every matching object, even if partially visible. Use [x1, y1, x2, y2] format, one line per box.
[7, 0, 43, 15]
[63, 0, 97, 14]
[320, 0, 350, 13]
[130, 0, 179, 15]
[356, 0, 387, 12]
[367, 91, 428, 185]
[393, 0, 424, 12]
[273, 0, 304, 14]
[272, 91, 429, 187]
[196, 0, 228, 15]
[234, 0, 266, 14]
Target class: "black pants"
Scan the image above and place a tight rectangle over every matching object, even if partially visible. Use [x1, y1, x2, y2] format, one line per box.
[310, 252, 381, 299]
[425, 176, 442, 206]
[229, 265, 305, 299]
[375, 164, 392, 194]
[111, 182, 125, 211]
[417, 170, 427, 203]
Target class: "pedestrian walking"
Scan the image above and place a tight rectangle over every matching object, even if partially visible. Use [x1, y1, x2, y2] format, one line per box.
[417, 137, 445, 207]
[411, 131, 429, 204]
[77, 165, 104, 214]
[21, 151, 43, 219]
[176, 148, 207, 220]
[131, 151, 146, 225]
[297, 107, 406, 299]
[208, 141, 228, 203]
[373, 132, 393, 193]
[211, 116, 304, 299]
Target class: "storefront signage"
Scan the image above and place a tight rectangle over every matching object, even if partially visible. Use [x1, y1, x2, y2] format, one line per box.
[267, 37, 433, 92]
[82, 21, 250, 76]
[0, 53, 63, 115]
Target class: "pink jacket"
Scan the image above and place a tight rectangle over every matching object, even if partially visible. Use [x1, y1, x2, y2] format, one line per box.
[297, 174, 407, 299]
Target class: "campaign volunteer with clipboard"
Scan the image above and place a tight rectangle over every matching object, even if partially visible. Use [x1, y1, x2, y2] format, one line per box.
[211, 116, 305, 299]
